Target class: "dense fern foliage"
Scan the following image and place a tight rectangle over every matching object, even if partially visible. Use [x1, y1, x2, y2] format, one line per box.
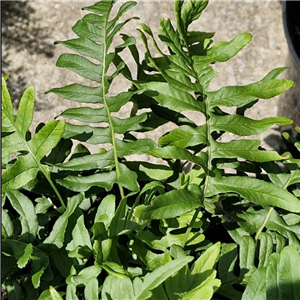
[2, 1, 300, 299]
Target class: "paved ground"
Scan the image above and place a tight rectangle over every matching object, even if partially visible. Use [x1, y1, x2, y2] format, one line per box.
[1, 1, 297, 154]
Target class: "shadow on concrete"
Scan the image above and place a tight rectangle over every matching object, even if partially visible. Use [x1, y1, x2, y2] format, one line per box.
[1, 1, 55, 104]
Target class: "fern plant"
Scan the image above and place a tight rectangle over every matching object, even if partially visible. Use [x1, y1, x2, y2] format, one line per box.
[2, 1, 300, 300]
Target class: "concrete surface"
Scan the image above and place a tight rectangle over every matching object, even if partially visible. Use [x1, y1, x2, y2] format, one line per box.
[1, 1, 296, 154]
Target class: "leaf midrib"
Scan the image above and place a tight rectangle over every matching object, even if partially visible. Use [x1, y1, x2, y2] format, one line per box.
[3, 106, 65, 208]
[101, 6, 124, 199]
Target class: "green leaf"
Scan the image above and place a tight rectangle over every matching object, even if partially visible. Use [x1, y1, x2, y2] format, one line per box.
[134, 256, 194, 300]
[42, 194, 83, 248]
[48, 0, 141, 201]
[14, 86, 35, 136]
[263, 161, 300, 189]
[57, 151, 114, 171]
[134, 188, 201, 220]
[167, 231, 205, 247]
[159, 125, 207, 148]
[56, 53, 102, 82]
[166, 244, 221, 300]
[2, 77, 13, 123]
[140, 82, 205, 113]
[2, 79, 65, 195]
[207, 176, 300, 212]
[94, 194, 116, 229]
[37, 290, 53, 300]
[2, 239, 50, 289]
[57, 171, 116, 192]
[239, 235, 256, 281]
[266, 253, 281, 299]
[31, 250, 51, 288]
[238, 207, 300, 240]
[242, 267, 267, 300]
[102, 262, 128, 278]
[265, 245, 300, 299]
[262, 67, 288, 80]
[218, 243, 238, 284]
[116, 139, 157, 157]
[109, 196, 128, 237]
[2, 209, 14, 238]
[2, 279, 25, 300]
[5, 190, 38, 242]
[211, 139, 285, 162]
[191, 242, 220, 274]
[55, 37, 104, 60]
[17, 243, 33, 268]
[60, 106, 108, 123]
[49, 286, 64, 300]
[70, 265, 102, 286]
[283, 214, 300, 226]
[165, 265, 190, 300]
[85, 278, 99, 300]
[66, 283, 79, 300]
[148, 285, 169, 300]
[258, 232, 273, 268]
[48, 84, 103, 103]
[58, 164, 138, 192]
[146, 146, 207, 168]
[50, 249, 75, 278]
[2, 156, 39, 193]
[118, 163, 139, 192]
[67, 266, 101, 300]
[66, 215, 92, 252]
[194, 33, 252, 63]
[276, 246, 300, 299]
[44, 138, 72, 164]
[158, 19, 187, 58]
[30, 121, 66, 160]
[207, 79, 293, 108]
[35, 197, 53, 214]
[2, 120, 65, 193]
[181, 0, 208, 30]
[210, 114, 292, 136]
[62, 122, 111, 144]
[181, 271, 220, 300]
[102, 275, 135, 300]
[126, 161, 173, 181]
[112, 114, 147, 134]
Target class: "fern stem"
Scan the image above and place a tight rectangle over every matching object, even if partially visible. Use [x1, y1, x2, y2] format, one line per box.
[255, 207, 274, 240]
[102, 91, 125, 200]
[101, 21, 125, 199]
[34, 157, 66, 209]
[13, 121, 66, 209]
[49, 183, 65, 209]
[182, 96, 213, 248]
[181, 207, 201, 248]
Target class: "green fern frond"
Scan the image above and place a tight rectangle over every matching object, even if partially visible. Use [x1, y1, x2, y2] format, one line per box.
[131, 0, 299, 245]
[47, 0, 156, 198]
[1, 77, 66, 208]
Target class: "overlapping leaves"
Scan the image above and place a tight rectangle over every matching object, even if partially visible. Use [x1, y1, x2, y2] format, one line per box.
[2, 0, 300, 299]
[1, 77, 66, 207]
[131, 0, 297, 216]
[47, 0, 159, 197]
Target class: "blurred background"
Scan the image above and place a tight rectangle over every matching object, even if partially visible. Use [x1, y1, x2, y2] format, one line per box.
[1, 1, 296, 153]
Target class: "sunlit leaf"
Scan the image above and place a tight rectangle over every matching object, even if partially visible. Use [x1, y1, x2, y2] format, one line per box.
[134, 188, 201, 220]
[5, 190, 38, 242]
[207, 176, 300, 212]
[42, 194, 83, 248]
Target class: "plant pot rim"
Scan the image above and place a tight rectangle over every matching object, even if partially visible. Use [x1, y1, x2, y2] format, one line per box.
[282, 1, 300, 67]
